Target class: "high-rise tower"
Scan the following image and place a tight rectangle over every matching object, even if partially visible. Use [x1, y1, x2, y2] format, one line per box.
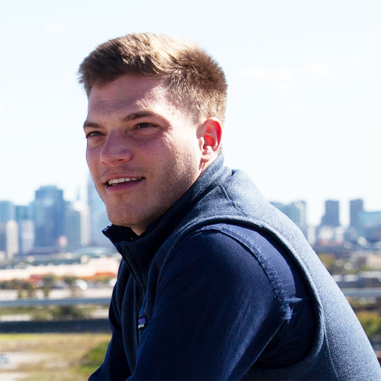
[320, 200, 340, 227]
[350, 199, 364, 232]
[32, 185, 65, 248]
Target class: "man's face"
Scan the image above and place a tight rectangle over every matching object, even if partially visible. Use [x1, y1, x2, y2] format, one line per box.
[84, 75, 205, 235]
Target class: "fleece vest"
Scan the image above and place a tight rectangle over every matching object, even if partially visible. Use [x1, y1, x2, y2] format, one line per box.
[108, 156, 381, 380]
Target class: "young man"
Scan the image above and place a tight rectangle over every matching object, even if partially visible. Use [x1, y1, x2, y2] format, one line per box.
[79, 33, 380, 380]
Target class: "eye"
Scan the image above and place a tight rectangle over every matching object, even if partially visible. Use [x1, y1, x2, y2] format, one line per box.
[136, 122, 156, 129]
[85, 131, 103, 139]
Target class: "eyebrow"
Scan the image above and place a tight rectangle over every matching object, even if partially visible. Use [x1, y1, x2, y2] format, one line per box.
[122, 111, 160, 122]
[83, 111, 160, 129]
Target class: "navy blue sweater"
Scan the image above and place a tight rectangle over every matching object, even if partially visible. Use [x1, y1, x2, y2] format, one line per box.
[90, 155, 380, 380]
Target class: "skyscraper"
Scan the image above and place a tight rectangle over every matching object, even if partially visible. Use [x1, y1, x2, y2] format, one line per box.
[64, 200, 90, 251]
[19, 219, 35, 254]
[320, 200, 340, 227]
[0, 201, 15, 223]
[358, 211, 381, 242]
[32, 185, 65, 248]
[350, 199, 364, 231]
[15, 204, 34, 254]
[0, 220, 19, 260]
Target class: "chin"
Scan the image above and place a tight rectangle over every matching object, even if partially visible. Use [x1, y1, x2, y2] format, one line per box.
[108, 216, 131, 228]
[106, 210, 129, 227]
[106, 209, 139, 229]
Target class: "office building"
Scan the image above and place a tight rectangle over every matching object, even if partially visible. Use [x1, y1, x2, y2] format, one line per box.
[64, 200, 90, 251]
[0, 201, 15, 223]
[320, 200, 340, 227]
[358, 211, 381, 242]
[15, 204, 34, 254]
[0, 220, 19, 260]
[32, 185, 65, 248]
[350, 199, 364, 232]
[19, 219, 35, 254]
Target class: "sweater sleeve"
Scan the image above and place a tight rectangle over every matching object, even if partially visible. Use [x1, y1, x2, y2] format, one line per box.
[129, 226, 298, 380]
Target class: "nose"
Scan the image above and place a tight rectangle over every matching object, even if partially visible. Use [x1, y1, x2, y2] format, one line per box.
[100, 131, 133, 165]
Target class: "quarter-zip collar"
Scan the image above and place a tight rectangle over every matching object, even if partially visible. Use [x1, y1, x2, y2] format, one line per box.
[103, 154, 229, 294]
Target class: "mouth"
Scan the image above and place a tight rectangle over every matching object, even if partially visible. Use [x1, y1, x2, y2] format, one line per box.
[106, 177, 144, 187]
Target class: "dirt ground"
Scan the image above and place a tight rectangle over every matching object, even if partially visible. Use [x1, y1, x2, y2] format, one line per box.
[0, 333, 110, 381]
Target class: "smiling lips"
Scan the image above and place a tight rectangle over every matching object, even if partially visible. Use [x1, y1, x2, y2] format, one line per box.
[107, 177, 143, 186]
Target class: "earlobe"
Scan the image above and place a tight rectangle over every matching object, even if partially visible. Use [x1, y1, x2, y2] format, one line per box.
[199, 118, 222, 163]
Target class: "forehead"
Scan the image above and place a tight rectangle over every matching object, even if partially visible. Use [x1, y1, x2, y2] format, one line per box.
[88, 75, 177, 116]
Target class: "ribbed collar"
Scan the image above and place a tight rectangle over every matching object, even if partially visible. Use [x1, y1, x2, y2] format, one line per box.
[102, 154, 229, 292]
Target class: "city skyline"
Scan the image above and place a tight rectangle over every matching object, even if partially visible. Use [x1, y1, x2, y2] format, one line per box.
[0, 180, 379, 229]
[0, 1, 380, 227]
[1, 181, 380, 260]
[0, 173, 378, 227]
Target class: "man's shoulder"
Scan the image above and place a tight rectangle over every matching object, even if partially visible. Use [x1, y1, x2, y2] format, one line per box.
[155, 222, 295, 322]
[164, 223, 307, 308]
[161, 223, 281, 283]
[176, 222, 291, 266]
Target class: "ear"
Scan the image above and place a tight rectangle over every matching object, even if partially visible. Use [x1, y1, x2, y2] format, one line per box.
[197, 118, 222, 165]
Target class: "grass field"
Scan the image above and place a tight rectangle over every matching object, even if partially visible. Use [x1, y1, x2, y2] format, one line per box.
[0, 333, 111, 381]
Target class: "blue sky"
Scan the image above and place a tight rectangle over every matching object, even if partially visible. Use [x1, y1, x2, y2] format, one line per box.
[0, 0, 380, 225]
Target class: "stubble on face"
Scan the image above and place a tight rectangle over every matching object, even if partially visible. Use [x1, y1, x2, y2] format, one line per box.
[102, 137, 201, 232]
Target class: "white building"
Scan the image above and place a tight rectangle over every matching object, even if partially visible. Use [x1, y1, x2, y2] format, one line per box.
[0, 220, 19, 260]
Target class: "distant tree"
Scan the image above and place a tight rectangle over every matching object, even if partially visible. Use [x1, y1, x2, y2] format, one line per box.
[51, 305, 90, 320]
[63, 275, 77, 296]
[0, 281, 11, 290]
[356, 311, 381, 339]
[318, 253, 351, 275]
[41, 274, 56, 298]
[17, 281, 37, 299]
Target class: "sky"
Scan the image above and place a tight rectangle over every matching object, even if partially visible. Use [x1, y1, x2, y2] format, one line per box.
[0, 0, 380, 226]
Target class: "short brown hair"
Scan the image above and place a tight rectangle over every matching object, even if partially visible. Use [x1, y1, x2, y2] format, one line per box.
[78, 33, 227, 124]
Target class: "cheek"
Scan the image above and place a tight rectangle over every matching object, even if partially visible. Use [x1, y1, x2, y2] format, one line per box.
[86, 150, 98, 175]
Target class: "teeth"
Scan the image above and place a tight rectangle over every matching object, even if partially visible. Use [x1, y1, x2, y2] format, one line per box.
[108, 177, 141, 185]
